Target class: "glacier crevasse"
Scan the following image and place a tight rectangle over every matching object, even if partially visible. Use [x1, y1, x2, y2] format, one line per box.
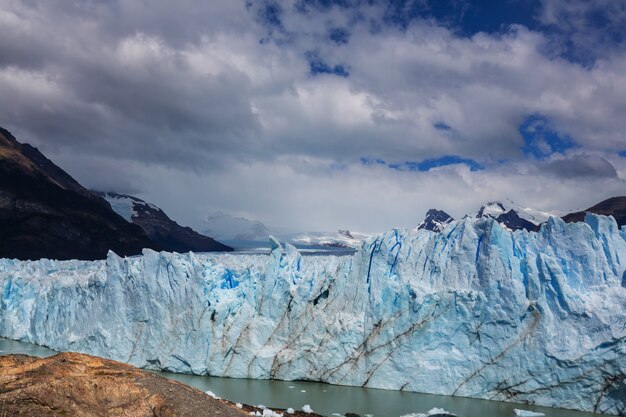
[0, 215, 625, 414]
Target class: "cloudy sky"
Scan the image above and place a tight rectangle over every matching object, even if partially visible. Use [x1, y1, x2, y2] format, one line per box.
[1, 0, 626, 233]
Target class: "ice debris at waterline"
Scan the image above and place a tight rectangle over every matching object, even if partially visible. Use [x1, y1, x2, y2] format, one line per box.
[0, 215, 625, 415]
[400, 408, 457, 417]
[514, 410, 545, 417]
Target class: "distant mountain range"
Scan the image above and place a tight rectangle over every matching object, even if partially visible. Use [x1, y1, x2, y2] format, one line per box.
[0, 127, 230, 260]
[418, 198, 626, 233]
[419, 202, 543, 232]
[207, 196, 626, 250]
[203, 211, 372, 249]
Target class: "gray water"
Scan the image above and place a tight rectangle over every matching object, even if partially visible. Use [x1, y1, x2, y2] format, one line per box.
[0, 338, 607, 417]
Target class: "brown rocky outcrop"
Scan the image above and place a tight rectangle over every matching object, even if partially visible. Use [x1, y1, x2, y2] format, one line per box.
[0, 352, 322, 417]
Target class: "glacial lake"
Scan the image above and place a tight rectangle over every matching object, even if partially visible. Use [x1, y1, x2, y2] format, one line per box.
[0, 337, 607, 417]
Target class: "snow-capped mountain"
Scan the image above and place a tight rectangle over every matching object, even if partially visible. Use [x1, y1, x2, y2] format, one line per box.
[417, 202, 544, 233]
[495, 209, 539, 231]
[417, 209, 454, 232]
[202, 212, 271, 242]
[504, 199, 562, 224]
[472, 202, 538, 231]
[476, 200, 568, 230]
[99, 192, 232, 253]
[475, 201, 509, 219]
[1, 213, 624, 414]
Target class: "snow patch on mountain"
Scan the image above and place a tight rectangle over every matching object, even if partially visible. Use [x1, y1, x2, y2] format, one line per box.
[472, 200, 562, 227]
[101, 192, 160, 222]
[504, 199, 563, 224]
[475, 201, 508, 219]
[105, 195, 136, 222]
[465, 202, 549, 232]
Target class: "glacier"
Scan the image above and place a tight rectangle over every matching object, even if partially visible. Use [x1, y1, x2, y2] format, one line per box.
[0, 214, 625, 415]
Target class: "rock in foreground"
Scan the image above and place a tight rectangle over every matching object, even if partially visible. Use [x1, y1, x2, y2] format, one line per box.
[0, 352, 321, 417]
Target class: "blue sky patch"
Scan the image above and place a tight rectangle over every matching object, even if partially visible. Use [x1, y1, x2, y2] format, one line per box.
[384, 0, 541, 35]
[434, 122, 452, 131]
[255, 1, 283, 29]
[306, 51, 350, 77]
[360, 157, 386, 166]
[619, 151, 626, 157]
[389, 155, 484, 172]
[328, 27, 351, 45]
[519, 114, 576, 159]
[252, 0, 625, 65]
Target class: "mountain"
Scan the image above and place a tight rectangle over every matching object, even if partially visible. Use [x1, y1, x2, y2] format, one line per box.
[562, 196, 626, 227]
[494, 208, 538, 231]
[503, 199, 560, 224]
[417, 209, 454, 232]
[417, 202, 541, 233]
[474, 201, 539, 231]
[203, 212, 271, 241]
[0, 127, 158, 260]
[418, 196, 626, 234]
[99, 192, 232, 253]
[2, 214, 624, 414]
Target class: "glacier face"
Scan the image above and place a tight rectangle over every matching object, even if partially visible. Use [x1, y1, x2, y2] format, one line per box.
[1, 215, 625, 415]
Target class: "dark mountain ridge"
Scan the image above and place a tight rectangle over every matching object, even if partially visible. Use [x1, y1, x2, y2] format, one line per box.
[0, 127, 158, 260]
[418, 209, 454, 232]
[493, 209, 538, 231]
[562, 196, 626, 227]
[97, 192, 232, 253]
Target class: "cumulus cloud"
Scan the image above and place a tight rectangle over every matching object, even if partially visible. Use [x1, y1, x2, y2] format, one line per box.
[76, 154, 623, 233]
[0, 0, 625, 231]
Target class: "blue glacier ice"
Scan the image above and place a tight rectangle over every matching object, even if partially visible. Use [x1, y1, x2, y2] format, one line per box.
[0, 214, 625, 415]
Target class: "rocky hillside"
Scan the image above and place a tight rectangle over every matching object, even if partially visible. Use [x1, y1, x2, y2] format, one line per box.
[0, 352, 322, 417]
[562, 196, 626, 227]
[99, 192, 232, 253]
[0, 127, 158, 260]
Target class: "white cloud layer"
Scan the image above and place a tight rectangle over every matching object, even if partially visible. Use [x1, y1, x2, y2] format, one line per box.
[1, 0, 625, 232]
